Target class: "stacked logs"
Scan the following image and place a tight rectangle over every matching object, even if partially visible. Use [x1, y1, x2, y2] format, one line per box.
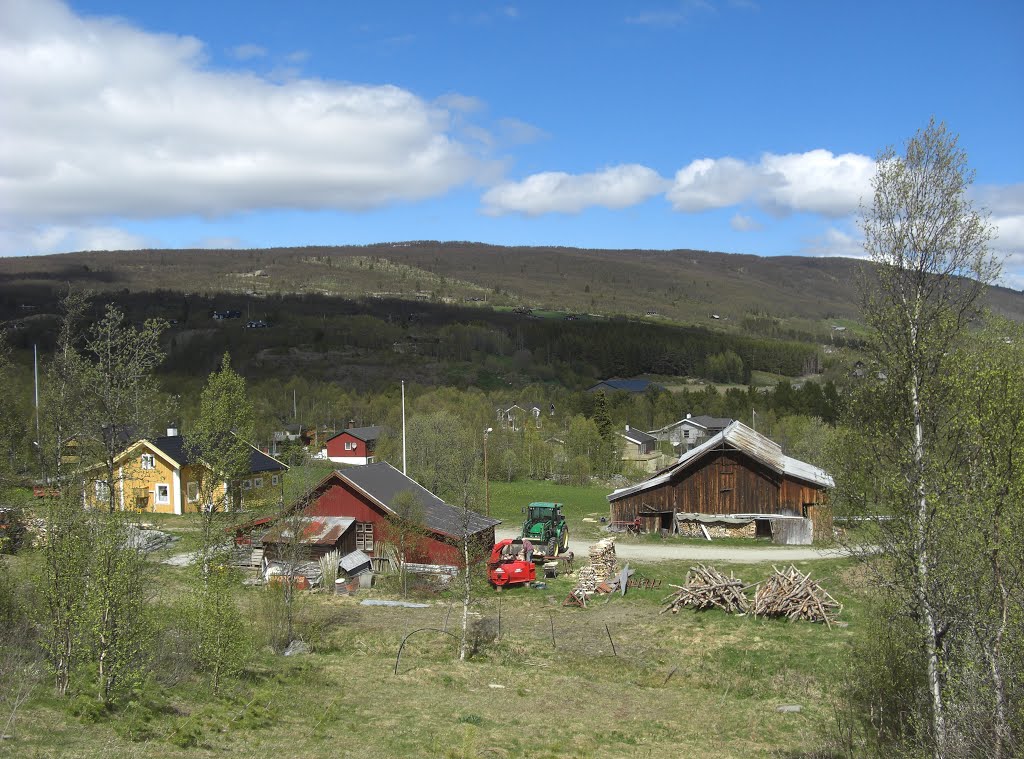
[587, 538, 618, 582]
[570, 538, 618, 596]
[753, 565, 842, 627]
[660, 564, 750, 615]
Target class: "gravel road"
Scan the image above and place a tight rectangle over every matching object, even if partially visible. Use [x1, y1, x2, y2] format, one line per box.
[494, 528, 854, 563]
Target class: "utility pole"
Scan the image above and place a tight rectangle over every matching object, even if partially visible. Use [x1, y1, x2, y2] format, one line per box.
[401, 380, 407, 475]
[483, 427, 492, 517]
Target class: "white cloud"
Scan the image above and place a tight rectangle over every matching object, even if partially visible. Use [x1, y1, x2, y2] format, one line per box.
[993, 215, 1024, 252]
[729, 213, 761, 232]
[0, 0, 492, 233]
[668, 150, 875, 217]
[667, 157, 762, 211]
[482, 165, 669, 216]
[0, 223, 152, 255]
[231, 43, 266, 60]
[802, 225, 866, 259]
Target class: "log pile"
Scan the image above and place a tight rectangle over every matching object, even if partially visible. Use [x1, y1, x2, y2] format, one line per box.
[660, 564, 750, 615]
[587, 538, 618, 582]
[574, 565, 598, 593]
[753, 565, 842, 626]
[570, 538, 618, 598]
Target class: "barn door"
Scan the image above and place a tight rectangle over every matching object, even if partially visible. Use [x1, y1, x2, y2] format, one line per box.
[717, 461, 736, 513]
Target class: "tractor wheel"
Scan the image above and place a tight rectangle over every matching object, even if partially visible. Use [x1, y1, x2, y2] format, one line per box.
[560, 530, 569, 553]
[546, 537, 558, 557]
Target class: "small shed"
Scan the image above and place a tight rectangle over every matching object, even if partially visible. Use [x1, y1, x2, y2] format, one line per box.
[261, 515, 356, 561]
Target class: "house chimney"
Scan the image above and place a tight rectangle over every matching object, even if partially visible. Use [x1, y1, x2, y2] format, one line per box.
[625, 424, 630, 431]
[347, 419, 356, 429]
[686, 413, 691, 419]
[167, 425, 179, 437]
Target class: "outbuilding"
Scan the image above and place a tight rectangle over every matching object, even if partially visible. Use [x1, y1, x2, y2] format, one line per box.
[293, 462, 500, 566]
[608, 421, 833, 544]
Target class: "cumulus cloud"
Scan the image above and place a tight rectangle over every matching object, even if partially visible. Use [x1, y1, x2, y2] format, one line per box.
[481, 165, 669, 216]
[0, 0, 493, 233]
[729, 213, 761, 232]
[668, 150, 875, 217]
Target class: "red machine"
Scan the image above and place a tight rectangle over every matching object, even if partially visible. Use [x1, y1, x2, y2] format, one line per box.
[487, 539, 537, 589]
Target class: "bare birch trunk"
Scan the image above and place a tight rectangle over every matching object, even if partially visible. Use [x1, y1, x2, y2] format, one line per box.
[459, 539, 470, 662]
[910, 373, 946, 758]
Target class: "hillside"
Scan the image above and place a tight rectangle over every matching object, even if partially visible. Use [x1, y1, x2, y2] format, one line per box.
[3, 242, 1022, 332]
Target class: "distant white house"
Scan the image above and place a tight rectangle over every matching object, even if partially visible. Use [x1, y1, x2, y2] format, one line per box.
[648, 414, 733, 452]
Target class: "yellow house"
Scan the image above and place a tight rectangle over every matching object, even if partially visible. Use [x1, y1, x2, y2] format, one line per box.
[84, 429, 288, 515]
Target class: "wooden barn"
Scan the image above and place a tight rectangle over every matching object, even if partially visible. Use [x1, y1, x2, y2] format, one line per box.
[288, 462, 500, 566]
[608, 421, 834, 543]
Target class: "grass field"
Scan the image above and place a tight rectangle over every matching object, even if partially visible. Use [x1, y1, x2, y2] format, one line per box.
[3, 527, 866, 758]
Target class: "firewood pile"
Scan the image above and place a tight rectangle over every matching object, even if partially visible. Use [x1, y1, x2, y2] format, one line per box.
[753, 565, 842, 626]
[660, 564, 750, 615]
[574, 565, 598, 593]
[569, 538, 618, 598]
[587, 537, 618, 582]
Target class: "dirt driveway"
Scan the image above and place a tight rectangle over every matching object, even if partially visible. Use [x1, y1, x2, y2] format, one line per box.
[494, 528, 854, 563]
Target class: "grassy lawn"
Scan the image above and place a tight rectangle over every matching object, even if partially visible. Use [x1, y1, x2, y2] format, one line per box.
[487, 480, 612, 539]
[4, 549, 866, 758]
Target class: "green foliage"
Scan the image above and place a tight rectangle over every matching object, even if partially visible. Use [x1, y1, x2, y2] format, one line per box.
[179, 563, 251, 694]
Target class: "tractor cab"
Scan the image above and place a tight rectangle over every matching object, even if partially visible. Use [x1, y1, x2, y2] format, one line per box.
[521, 501, 569, 557]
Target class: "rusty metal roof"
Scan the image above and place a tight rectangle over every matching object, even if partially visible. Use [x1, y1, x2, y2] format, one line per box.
[262, 515, 355, 545]
[608, 421, 834, 502]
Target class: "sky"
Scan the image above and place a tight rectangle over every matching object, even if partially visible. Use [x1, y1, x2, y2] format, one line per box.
[2, 0, 1023, 284]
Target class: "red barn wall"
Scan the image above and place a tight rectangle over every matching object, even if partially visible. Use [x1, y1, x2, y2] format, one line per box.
[306, 479, 490, 565]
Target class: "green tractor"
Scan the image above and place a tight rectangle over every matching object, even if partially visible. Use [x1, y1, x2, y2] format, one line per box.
[521, 502, 569, 557]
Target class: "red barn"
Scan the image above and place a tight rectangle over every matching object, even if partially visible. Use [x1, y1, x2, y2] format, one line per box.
[608, 421, 834, 543]
[297, 462, 499, 565]
[324, 426, 381, 465]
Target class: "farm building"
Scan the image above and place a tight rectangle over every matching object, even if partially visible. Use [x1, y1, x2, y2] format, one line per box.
[608, 421, 833, 544]
[324, 426, 382, 465]
[288, 462, 500, 566]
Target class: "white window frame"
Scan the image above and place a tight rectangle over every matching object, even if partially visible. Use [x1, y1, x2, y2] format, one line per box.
[95, 480, 110, 502]
[241, 479, 251, 490]
[141, 453, 155, 470]
[345, 441, 356, 451]
[186, 481, 199, 503]
[271, 474, 280, 486]
[253, 477, 263, 489]
[155, 483, 170, 505]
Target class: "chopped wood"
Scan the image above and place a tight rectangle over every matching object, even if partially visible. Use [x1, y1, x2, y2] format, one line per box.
[752, 565, 842, 626]
[660, 564, 749, 615]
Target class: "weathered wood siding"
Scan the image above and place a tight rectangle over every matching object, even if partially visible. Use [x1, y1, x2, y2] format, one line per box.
[611, 448, 830, 530]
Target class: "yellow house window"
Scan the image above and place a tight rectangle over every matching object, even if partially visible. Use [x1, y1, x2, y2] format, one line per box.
[186, 482, 199, 502]
[271, 474, 280, 486]
[155, 484, 170, 505]
[141, 453, 155, 470]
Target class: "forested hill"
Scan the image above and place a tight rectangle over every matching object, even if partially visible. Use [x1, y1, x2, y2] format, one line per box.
[2, 241, 1023, 329]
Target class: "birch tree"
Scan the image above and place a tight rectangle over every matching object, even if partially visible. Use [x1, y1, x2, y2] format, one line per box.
[854, 118, 997, 756]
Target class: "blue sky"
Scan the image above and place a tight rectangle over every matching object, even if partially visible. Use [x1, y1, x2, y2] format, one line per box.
[2, 0, 1022, 283]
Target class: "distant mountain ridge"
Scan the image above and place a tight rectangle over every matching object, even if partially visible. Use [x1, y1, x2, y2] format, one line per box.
[1, 241, 1021, 329]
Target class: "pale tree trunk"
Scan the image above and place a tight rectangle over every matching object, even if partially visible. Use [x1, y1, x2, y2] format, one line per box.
[459, 538, 470, 662]
[909, 371, 946, 757]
